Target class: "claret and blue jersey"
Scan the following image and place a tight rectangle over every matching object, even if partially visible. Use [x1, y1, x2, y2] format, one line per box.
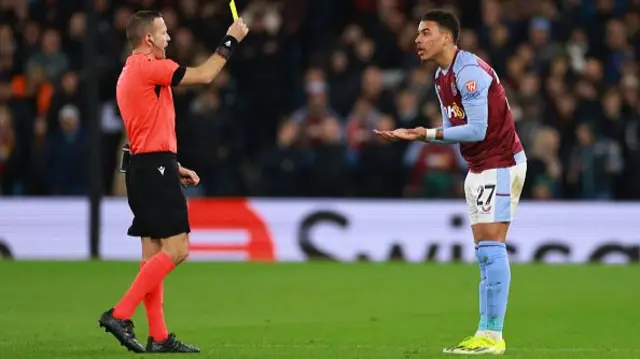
[433, 50, 526, 173]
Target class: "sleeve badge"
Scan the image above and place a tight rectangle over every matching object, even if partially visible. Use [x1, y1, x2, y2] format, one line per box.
[465, 80, 477, 93]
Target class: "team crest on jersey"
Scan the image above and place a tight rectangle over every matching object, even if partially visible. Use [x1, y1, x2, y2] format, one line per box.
[450, 82, 457, 96]
[465, 80, 477, 93]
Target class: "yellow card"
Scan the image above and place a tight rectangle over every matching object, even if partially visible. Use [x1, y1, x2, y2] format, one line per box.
[229, 0, 238, 21]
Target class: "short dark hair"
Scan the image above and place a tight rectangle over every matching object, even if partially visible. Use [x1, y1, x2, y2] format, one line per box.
[421, 10, 460, 44]
[126, 10, 163, 48]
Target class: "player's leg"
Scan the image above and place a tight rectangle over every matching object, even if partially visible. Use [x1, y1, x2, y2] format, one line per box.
[472, 222, 510, 355]
[444, 163, 526, 355]
[465, 172, 488, 337]
[469, 167, 513, 355]
[443, 171, 490, 354]
[140, 238, 170, 344]
[474, 230, 488, 339]
[474, 161, 526, 343]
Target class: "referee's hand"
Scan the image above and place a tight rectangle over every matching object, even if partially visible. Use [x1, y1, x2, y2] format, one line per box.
[227, 18, 249, 42]
[178, 166, 200, 187]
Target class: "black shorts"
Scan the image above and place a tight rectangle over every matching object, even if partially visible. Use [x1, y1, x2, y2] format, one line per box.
[125, 152, 190, 239]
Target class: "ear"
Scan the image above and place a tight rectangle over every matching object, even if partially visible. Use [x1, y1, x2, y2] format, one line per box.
[444, 32, 451, 43]
[145, 33, 153, 46]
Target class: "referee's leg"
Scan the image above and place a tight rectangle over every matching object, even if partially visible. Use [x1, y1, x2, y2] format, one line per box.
[98, 153, 199, 353]
[140, 239, 168, 344]
[143, 234, 200, 353]
[98, 233, 199, 353]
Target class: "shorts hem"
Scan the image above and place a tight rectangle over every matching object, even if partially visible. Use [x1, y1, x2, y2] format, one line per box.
[469, 219, 512, 225]
[127, 228, 191, 239]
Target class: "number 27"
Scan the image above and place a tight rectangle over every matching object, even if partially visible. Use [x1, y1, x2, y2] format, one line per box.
[476, 184, 496, 206]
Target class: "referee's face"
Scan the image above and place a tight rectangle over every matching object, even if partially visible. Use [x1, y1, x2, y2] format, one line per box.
[149, 17, 170, 59]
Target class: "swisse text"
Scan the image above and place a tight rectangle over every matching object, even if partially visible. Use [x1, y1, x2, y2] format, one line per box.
[297, 210, 640, 264]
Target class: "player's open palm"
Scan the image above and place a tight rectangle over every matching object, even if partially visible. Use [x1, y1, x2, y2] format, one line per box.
[227, 18, 249, 42]
[374, 127, 425, 142]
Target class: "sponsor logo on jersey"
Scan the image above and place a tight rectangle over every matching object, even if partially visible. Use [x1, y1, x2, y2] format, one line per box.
[445, 103, 465, 120]
[465, 80, 477, 93]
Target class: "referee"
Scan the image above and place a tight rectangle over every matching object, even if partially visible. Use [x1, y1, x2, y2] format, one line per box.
[98, 10, 249, 353]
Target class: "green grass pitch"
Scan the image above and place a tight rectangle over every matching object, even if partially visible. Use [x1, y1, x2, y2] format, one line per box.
[0, 261, 638, 358]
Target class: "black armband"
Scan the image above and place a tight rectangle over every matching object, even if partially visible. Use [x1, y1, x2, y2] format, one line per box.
[215, 35, 239, 60]
[171, 66, 186, 86]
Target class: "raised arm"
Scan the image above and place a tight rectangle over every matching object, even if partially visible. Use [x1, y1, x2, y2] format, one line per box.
[146, 19, 249, 87]
[180, 18, 249, 85]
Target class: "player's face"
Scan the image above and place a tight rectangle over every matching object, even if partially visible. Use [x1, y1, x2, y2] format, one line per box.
[415, 21, 445, 61]
[148, 17, 170, 59]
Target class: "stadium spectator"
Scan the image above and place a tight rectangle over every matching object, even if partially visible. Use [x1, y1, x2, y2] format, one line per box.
[0, 0, 638, 200]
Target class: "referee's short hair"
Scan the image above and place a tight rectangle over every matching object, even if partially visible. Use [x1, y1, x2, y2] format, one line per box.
[126, 10, 163, 48]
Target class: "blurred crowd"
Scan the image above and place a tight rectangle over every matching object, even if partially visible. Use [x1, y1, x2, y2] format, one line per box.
[0, 0, 638, 200]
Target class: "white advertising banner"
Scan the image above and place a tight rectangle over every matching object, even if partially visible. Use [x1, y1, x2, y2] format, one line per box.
[252, 200, 640, 264]
[0, 199, 89, 259]
[100, 199, 640, 264]
[99, 198, 272, 261]
[0, 199, 638, 263]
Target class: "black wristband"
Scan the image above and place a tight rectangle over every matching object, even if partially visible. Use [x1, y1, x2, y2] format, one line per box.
[215, 35, 239, 60]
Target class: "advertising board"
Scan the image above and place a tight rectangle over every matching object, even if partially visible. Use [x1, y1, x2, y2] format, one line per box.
[1, 199, 638, 263]
[0, 200, 89, 259]
[102, 199, 640, 264]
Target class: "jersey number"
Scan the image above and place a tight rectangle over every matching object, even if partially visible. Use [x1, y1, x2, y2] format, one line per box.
[476, 184, 496, 206]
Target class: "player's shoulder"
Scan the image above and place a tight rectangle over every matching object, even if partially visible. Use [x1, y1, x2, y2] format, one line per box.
[453, 51, 496, 88]
[452, 51, 482, 74]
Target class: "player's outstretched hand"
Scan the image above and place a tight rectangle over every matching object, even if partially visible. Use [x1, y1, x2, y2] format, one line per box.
[374, 127, 425, 142]
[226, 18, 250, 42]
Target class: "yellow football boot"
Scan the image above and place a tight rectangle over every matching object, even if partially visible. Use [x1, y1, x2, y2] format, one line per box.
[442, 335, 506, 355]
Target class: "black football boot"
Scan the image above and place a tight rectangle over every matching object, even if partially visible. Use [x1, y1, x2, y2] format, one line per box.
[98, 308, 145, 353]
[146, 333, 201, 353]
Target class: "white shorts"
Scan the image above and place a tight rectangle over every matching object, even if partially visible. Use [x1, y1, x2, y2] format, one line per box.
[464, 151, 527, 225]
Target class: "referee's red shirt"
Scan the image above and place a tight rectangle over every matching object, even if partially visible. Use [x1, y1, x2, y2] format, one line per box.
[116, 53, 184, 154]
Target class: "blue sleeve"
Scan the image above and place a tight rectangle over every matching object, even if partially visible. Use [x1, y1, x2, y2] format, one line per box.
[441, 66, 492, 142]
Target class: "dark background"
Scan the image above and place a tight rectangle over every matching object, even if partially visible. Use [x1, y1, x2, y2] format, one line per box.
[0, 0, 638, 200]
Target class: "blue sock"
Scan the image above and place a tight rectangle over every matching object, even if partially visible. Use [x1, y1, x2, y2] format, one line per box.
[475, 247, 488, 331]
[477, 241, 511, 332]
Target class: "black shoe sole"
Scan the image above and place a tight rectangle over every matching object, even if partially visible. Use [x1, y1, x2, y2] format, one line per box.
[146, 345, 201, 354]
[98, 320, 146, 353]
